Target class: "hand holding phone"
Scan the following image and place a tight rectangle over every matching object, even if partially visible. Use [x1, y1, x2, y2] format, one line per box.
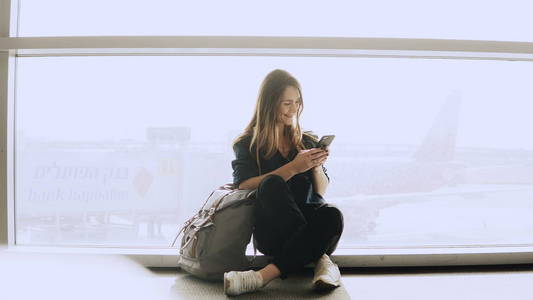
[317, 135, 335, 150]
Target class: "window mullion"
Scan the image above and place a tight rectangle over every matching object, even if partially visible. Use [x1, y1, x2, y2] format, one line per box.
[0, 0, 18, 247]
[2, 36, 533, 60]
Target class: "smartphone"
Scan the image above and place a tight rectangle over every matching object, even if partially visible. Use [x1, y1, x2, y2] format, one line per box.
[317, 135, 335, 149]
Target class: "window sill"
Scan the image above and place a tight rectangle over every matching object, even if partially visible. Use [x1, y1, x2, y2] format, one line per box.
[3, 245, 533, 268]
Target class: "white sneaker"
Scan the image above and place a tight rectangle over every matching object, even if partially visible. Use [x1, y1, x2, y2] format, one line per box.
[312, 254, 341, 291]
[224, 270, 264, 296]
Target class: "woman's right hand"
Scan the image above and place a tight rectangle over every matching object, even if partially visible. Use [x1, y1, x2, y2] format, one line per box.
[290, 148, 328, 174]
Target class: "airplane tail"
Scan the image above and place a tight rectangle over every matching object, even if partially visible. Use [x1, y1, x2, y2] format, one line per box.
[413, 91, 462, 162]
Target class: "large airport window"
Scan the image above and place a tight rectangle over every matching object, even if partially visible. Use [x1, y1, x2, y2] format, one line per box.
[15, 56, 533, 248]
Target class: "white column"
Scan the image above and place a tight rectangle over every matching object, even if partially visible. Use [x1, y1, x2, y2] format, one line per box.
[0, 0, 18, 246]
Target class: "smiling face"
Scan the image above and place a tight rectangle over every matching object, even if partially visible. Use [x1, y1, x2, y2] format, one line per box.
[277, 85, 302, 126]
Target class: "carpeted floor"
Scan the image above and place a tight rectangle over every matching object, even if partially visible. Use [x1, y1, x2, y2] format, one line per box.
[169, 268, 350, 299]
[4, 250, 533, 299]
[163, 264, 533, 299]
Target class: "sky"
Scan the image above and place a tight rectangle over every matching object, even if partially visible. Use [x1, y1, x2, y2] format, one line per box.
[16, 56, 533, 150]
[14, 0, 533, 150]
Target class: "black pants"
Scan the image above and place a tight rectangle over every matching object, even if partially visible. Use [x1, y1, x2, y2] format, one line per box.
[253, 174, 344, 278]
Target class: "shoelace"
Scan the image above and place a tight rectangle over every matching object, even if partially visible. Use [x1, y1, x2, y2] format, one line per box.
[235, 271, 260, 292]
[318, 256, 339, 277]
[320, 255, 335, 268]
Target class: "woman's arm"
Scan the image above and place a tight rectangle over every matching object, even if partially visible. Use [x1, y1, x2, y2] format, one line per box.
[312, 165, 329, 197]
[238, 148, 326, 190]
[238, 163, 297, 190]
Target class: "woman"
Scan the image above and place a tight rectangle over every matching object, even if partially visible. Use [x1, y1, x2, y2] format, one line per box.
[224, 69, 344, 296]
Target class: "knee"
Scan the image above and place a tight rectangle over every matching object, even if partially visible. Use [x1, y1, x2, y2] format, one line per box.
[322, 206, 344, 235]
[258, 174, 286, 195]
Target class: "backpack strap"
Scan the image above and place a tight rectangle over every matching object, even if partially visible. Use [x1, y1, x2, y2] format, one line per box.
[169, 187, 221, 248]
[170, 215, 194, 248]
[211, 189, 237, 213]
[179, 234, 197, 251]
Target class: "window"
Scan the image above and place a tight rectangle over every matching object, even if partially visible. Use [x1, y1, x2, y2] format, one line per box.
[3, 0, 533, 267]
[15, 56, 533, 248]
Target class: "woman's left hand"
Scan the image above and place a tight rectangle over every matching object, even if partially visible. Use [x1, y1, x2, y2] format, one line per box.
[311, 148, 329, 169]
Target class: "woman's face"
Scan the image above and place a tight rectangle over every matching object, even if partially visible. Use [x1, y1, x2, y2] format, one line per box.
[277, 86, 301, 126]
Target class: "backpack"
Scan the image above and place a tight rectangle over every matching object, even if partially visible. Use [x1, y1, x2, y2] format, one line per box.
[170, 184, 257, 281]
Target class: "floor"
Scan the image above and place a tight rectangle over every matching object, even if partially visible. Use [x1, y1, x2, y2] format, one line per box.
[331, 264, 533, 300]
[1, 251, 532, 299]
[158, 264, 533, 300]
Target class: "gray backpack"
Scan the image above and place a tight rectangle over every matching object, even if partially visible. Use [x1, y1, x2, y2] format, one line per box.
[170, 184, 257, 281]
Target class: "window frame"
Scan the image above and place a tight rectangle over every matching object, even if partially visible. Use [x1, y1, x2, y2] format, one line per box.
[0, 0, 17, 250]
[2, 0, 533, 267]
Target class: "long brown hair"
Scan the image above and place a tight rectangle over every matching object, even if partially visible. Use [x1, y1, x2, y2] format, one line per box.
[233, 69, 308, 173]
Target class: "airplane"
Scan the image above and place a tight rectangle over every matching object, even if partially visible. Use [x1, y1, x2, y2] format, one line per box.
[322, 91, 533, 245]
[15, 91, 533, 247]
[326, 91, 465, 198]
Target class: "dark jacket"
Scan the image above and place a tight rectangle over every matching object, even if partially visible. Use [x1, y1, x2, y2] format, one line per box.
[231, 132, 329, 205]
